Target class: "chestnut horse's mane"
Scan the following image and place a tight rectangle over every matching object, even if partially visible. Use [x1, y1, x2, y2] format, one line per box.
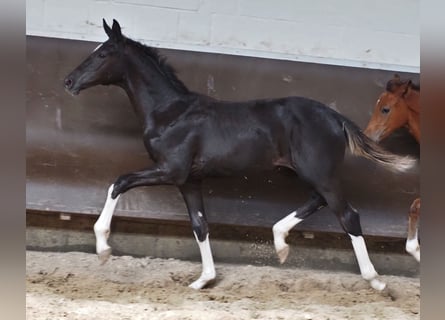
[386, 75, 420, 93]
[410, 83, 420, 91]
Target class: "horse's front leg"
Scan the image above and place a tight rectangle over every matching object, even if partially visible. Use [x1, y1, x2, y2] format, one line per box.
[94, 166, 180, 264]
[94, 184, 120, 264]
[406, 198, 420, 262]
[179, 181, 216, 290]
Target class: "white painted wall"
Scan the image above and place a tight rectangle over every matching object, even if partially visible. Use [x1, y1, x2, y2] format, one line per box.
[26, 0, 419, 72]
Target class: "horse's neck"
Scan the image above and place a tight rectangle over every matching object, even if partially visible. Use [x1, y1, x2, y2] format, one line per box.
[122, 59, 184, 126]
[408, 115, 420, 143]
[406, 91, 420, 114]
[406, 91, 420, 142]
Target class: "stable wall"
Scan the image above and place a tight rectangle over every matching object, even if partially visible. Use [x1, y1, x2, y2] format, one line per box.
[26, 0, 419, 72]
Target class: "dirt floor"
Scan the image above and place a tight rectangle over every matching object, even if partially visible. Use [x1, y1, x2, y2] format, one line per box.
[26, 251, 419, 320]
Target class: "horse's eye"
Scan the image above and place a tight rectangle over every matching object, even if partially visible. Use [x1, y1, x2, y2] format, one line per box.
[381, 106, 390, 114]
[98, 52, 106, 58]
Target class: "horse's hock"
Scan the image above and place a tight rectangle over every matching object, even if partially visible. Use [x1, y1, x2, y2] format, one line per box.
[26, 36, 420, 276]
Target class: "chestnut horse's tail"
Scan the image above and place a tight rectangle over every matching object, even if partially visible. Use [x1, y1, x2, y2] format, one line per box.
[342, 120, 416, 173]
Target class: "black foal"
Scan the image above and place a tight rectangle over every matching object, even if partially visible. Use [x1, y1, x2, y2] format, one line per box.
[64, 19, 415, 290]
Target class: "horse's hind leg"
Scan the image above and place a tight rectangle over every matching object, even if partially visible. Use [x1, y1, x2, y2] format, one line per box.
[93, 184, 120, 264]
[321, 185, 386, 291]
[406, 198, 420, 262]
[345, 205, 386, 291]
[273, 192, 326, 263]
[179, 180, 216, 290]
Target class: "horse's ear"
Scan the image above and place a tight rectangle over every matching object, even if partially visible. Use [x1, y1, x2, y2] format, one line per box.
[390, 80, 412, 97]
[386, 74, 405, 93]
[103, 19, 113, 39]
[111, 19, 123, 40]
[386, 79, 398, 93]
[402, 80, 413, 96]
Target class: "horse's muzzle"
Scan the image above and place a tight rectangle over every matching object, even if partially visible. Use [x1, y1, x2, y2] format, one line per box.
[364, 127, 384, 143]
[64, 77, 73, 89]
[63, 77, 79, 95]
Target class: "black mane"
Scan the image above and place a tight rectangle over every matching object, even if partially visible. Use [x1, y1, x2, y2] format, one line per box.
[125, 38, 190, 94]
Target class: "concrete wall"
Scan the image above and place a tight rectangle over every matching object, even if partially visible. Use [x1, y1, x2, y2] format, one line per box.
[26, 0, 419, 72]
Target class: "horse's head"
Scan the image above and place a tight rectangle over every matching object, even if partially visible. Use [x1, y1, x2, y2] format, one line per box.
[64, 19, 126, 95]
[364, 75, 414, 142]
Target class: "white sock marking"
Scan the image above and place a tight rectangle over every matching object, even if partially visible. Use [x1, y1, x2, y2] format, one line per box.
[349, 234, 386, 290]
[189, 231, 216, 290]
[94, 184, 120, 255]
[93, 43, 103, 52]
[273, 211, 302, 254]
[406, 230, 420, 262]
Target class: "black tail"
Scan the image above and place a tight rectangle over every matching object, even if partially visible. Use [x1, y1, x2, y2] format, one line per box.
[341, 119, 416, 173]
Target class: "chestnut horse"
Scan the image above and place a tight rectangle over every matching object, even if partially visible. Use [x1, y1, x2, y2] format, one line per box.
[364, 75, 420, 262]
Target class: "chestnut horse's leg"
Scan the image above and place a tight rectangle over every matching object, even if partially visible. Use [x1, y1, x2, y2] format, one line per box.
[406, 198, 420, 262]
[179, 180, 216, 289]
[273, 192, 326, 263]
[93, 184, 120, 264]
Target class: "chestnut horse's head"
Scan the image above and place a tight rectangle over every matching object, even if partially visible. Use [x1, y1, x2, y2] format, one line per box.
[364, 75, 418, 142]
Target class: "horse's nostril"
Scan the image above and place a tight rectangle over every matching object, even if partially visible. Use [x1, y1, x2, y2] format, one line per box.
[64, 78, 73, 88]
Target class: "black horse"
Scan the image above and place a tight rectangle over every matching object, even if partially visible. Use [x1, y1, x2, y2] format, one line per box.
[64, 19, 415, 291]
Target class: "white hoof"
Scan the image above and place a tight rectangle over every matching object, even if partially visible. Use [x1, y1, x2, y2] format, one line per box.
[370, 278, 386, 291]
[406, 239, 420, 262]
[407, 247, 420, 262]
[94, 224, 112, 265]
[272, 212, 301, 264]
[98, 247, 112, 265]
[188, 279, 206, 290]
[188, 273, 215, 290]
[411, 249, 420, 262]
[276, 243, 290, 264]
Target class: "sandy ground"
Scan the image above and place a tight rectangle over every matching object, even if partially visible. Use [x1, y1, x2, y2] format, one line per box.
[26, 251, 419, 320]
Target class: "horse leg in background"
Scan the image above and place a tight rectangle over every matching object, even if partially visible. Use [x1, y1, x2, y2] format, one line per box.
[322, 186, 386, 291]
[179, 181, 216, 289]
[406, 198, 420, 262]
[94, 184, 120, 264]
[273, 192, 327, 263]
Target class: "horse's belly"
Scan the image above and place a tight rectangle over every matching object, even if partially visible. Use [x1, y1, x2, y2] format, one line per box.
[194, 139, 280, 176]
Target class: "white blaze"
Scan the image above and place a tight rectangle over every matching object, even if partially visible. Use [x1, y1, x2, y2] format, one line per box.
[93, 43, 103, 52]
